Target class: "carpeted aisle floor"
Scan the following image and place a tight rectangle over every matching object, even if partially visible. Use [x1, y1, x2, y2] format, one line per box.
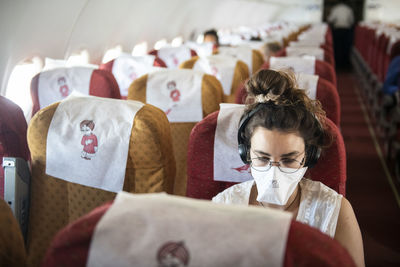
[337, 68, 400, 266]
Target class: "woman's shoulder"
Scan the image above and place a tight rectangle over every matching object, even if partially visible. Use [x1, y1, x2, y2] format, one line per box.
[300, 178, 342, 197]
[298, 178, 343, 237]
[212, 180, 254, 205]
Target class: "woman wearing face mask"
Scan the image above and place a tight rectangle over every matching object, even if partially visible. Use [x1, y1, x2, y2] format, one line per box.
[212, 69, 364, 267]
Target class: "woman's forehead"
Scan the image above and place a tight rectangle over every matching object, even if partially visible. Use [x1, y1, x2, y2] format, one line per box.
[250, 127, 305, 152]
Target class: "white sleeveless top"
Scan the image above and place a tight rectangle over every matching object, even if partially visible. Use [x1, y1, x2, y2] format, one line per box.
[212, 178, 343, 237]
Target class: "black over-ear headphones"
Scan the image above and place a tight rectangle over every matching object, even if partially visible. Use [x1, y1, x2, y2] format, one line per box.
[237, 103, 322, 168]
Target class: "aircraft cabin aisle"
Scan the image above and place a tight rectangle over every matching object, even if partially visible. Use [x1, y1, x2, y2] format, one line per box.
[338, 69, 400, 266]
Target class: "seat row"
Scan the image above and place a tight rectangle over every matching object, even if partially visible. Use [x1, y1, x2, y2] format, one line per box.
[0, 23, 348, 266]
[351, 21, 400, 181]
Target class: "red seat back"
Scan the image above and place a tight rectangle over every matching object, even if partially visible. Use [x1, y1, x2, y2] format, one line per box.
[100, 56, 167, 72]
[261, 60, 336, 87]
[280, 48, 335, 68]
[0, 96, 30, 198]
[42, 201, 355, 267]
[148, 48, 197, 68]
[30, 68, 121, 116]
[186, 111, 346, 200]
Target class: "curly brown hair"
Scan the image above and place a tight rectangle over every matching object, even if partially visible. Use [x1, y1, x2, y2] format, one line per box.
[241, 69, 331, 159]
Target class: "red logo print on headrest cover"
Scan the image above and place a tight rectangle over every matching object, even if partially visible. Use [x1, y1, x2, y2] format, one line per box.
[173, 56, 179, 67]
[167, 80, 181, 102]
[211, 66, 218, 76]
[232, 164, 250, 173]
[58, 77, 69, 97]
[157, 241, 190, 267]
[80, 120, 98, 160]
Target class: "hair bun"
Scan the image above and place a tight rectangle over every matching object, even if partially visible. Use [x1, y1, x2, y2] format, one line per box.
[245, 69, 296, 104]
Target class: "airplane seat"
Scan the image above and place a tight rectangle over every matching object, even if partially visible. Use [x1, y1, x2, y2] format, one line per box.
[186, 108, 346, 200]
[217, 46, 265, 74]
[378, 34, 391, 82]
[148, 46, 197, 69]
[274, 48, 286, 57]
[288, 41, 334, 59]
[127, 69, 224, 196]
[374, 34, 387, 81]
[41, 194, 355, 267]
[235, 76, 340, 126]
[262, 59, 337, 87]
[100, 56, 166, 71]
[180, 55, 250, 103]
[0, 197, 27, 267]
[276, 47, 335, 68]
[325, 26, 333, 46]
[99, 55, 166, 99]
[0, 96, 30, 199]
[30, 67, 121, 116]
[26, 96, 176, 266]
[250, 49, 265, 73]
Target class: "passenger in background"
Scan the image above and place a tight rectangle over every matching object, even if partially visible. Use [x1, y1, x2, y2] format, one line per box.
[203, 29, 219, 52]
[327, 0, 354, 69]
[262, 42, 282, 62]
[212, 69, 365, 267]
[382, 55, 400, 112]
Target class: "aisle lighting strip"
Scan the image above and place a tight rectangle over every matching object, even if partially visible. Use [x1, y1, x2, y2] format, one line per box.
[354, 83, 400, 208]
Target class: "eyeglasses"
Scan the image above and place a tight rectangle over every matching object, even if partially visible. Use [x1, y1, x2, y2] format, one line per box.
[250, 151, 305, 173]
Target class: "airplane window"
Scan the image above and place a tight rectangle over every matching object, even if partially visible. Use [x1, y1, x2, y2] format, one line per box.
[171, 36, 183, 47]
[5, 57, 43, 122]
[67, 50, 89, 66]
[132, 42, 148, 56]
[154, 39, 167, 50]
[102, 45, 123, 63]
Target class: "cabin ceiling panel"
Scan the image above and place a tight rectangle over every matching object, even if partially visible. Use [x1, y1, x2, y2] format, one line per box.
[0, 0, 322, 95]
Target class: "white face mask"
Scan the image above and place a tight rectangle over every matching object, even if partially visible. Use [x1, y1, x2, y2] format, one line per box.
[251, 166, 307, 206]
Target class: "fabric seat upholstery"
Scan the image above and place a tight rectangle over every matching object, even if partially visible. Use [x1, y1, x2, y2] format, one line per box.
[128, 72, 223, 196]
[262, 59, 337, 87]
[30, 68, 121, 116]
[0, 198, 27, 267]
[180, 56, 249, 103]
[41, 201, 356, 267]
[26, 101, 175, 266]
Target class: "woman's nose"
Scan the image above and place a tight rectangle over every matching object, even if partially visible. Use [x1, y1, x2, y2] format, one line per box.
[270, 161, 281, 167]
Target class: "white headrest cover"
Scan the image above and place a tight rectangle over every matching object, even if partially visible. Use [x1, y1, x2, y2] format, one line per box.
[218, 46, 253, 73]
[87, 191, 292, 267]
[112, 55, 157, 97]
[146, 69, 203, 122]
[38, 67, 95, 109]
[193, 55, 238, 95]
[269, 56, 316, 75]
[46, 95, 144, 192]
[214, 104, 252, 182]
[157, 46, 192, 69]
[286, 47, 324, 61]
